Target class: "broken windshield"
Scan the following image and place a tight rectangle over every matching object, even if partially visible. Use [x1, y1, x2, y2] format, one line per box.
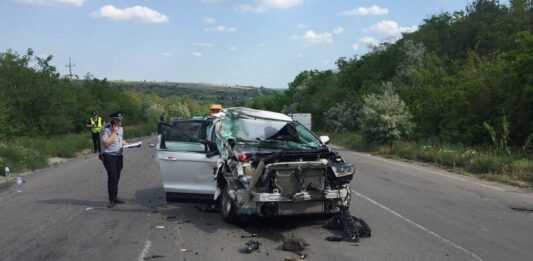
[219, 115, 323, 150]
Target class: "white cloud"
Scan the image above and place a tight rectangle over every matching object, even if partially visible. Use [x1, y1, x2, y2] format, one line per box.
[297, 22, 306, 29]
[197, 42, 213, 47]
[351, 43, 359, 51]
[229, 46, 237, 51]
[192, 52, 202, 57]
[289, 30, 333, 45]
[258, 43, 265, 48]
[203, 0, 304, 13]
[162, 52, 173, 56]
[365, 20, 418, 36]
[333, 26, 344, 34]
[16, 0, 85, 6]
[359, 36, 379, 47]
[297, 53, 304, 59]
[94, 5, 169, 23]
[204, 25, 236, 32]
[203, 16, 217, 24]
[340, 5, 388, 16]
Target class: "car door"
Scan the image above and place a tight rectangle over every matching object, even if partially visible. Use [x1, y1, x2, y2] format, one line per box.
[157, 120, 219, 197]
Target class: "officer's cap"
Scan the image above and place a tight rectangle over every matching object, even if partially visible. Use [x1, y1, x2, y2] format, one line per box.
[109, 111, 123, 120]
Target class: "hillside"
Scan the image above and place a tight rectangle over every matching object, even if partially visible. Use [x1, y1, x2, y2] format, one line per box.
[111, 80, 279, 107]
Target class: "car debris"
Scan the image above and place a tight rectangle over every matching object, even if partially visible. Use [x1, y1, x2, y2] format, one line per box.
[143, 255, 165, 260]
[155, 226, 165, 229]
[238, 240, 261, 254]
[282, 238, 308, 259]
[240, 233, 258, 238]
[161, 215, 177, 220]
[176, 219, 191, 224]
[84, 207, 95, 211]
[323, 206, 371, 242]
[194, 204, 219, 213]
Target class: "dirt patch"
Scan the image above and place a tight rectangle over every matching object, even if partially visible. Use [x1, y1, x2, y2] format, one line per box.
[48, 157, 67, 166]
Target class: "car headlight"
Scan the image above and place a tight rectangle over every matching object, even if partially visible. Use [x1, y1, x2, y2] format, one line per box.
[331, 163, 355, 177]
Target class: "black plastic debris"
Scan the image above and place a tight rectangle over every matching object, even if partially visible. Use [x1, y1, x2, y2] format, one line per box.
[162, 215, 177, 220]
[143, 254, 165, 260]
[510, 207, 533, 213]
[195, 204, 219, 213]
[323, 206, 371, 242]
[282, 238, 308, 259]
[177, 219, 191, 224]
[239, 240, 261, 254]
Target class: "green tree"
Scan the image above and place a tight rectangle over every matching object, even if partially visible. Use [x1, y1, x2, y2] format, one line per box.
[358, 83, 415, 144]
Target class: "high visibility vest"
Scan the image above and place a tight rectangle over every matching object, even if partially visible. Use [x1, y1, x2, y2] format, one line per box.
[90, 117, 103, 133]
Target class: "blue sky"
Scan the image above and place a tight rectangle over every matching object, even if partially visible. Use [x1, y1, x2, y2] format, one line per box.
[0, 0, 480, 88]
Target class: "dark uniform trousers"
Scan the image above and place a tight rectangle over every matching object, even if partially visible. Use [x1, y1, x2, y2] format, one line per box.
[102, 153, 123, 201]
[92, 132, 101, 153]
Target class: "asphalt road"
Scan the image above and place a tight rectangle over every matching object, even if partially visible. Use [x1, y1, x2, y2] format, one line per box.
[1, 136, 532, 261]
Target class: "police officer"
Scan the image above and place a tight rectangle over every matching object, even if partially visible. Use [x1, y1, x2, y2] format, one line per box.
[86, 112, 103, 153]
[100, 111, 129, 208]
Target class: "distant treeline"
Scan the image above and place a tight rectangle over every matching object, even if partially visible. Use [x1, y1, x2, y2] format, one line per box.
[251, 0, 533, 148]
[0, 49, 200, 139]
[114, 81, 278, 107]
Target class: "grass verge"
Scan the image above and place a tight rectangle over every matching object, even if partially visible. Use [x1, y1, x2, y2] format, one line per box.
[0, 121, 156, 175]
[325, 131, 533, 187]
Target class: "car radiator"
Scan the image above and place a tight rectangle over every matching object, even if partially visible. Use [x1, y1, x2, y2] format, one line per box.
[268, 162, 326, 197]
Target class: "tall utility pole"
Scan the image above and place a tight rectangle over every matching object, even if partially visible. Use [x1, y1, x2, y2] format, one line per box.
[65, 57, 75, 80]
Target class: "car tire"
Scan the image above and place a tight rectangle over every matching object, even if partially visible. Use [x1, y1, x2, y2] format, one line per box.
[220, 184, 238, 223]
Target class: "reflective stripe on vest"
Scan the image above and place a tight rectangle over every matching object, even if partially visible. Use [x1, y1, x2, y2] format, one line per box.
[90, 117, 103, 133]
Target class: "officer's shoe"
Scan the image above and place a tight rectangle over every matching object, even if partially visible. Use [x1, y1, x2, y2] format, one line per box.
[114, 198, 125, 204]
[107, 201, 116, 208]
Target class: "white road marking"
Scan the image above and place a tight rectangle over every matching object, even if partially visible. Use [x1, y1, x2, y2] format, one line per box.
[354, 191, 484, 261]
[351, 151, 467, 181]
[138, 240, 152, 261]
[474, 183, 504, 191]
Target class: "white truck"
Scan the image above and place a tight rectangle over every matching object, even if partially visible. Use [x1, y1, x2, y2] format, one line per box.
[288, 113, 312, 130]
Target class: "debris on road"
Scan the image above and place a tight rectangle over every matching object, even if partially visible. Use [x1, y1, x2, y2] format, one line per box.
[162, 215, 177, 220]
[282, 238, 308, 259]
[84, 207, 95, 211]
[238, 240, 261, 254]
[149, 143, 155, 147]
[155, 226, 165, 229]
[180, 248, 191, 252]
[143, 254, 165, 260]
[177, 219, 191, 224]
[510, 207, 533, 213]
[194, 204, 219, 213]
[240, 233, 257, 238]
[323, 206, 371, 242]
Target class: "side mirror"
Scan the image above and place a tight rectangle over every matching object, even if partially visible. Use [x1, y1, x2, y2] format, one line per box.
[320, 136, 330, 145]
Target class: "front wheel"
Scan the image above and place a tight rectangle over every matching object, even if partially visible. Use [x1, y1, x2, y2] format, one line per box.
[220, 184, 238, 223]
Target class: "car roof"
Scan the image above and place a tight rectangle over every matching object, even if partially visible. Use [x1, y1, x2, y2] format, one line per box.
[225, 107, 293, 122]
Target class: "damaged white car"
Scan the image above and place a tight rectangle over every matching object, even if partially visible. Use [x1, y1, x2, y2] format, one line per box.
[156, 107, 355, 222]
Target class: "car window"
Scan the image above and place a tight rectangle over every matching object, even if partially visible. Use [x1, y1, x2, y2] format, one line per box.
[161, 120, 209, 152]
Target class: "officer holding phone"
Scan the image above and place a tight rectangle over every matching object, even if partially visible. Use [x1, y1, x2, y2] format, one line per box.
[100, 111, 129, 208]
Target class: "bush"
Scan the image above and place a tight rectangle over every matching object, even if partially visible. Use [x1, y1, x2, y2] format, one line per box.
[512, 159, 533, 182]
[324, 101, 358, 133]
[0, 143, 47, 172]
[125, 121, 157, 139]
[358, 82, 414, 144]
